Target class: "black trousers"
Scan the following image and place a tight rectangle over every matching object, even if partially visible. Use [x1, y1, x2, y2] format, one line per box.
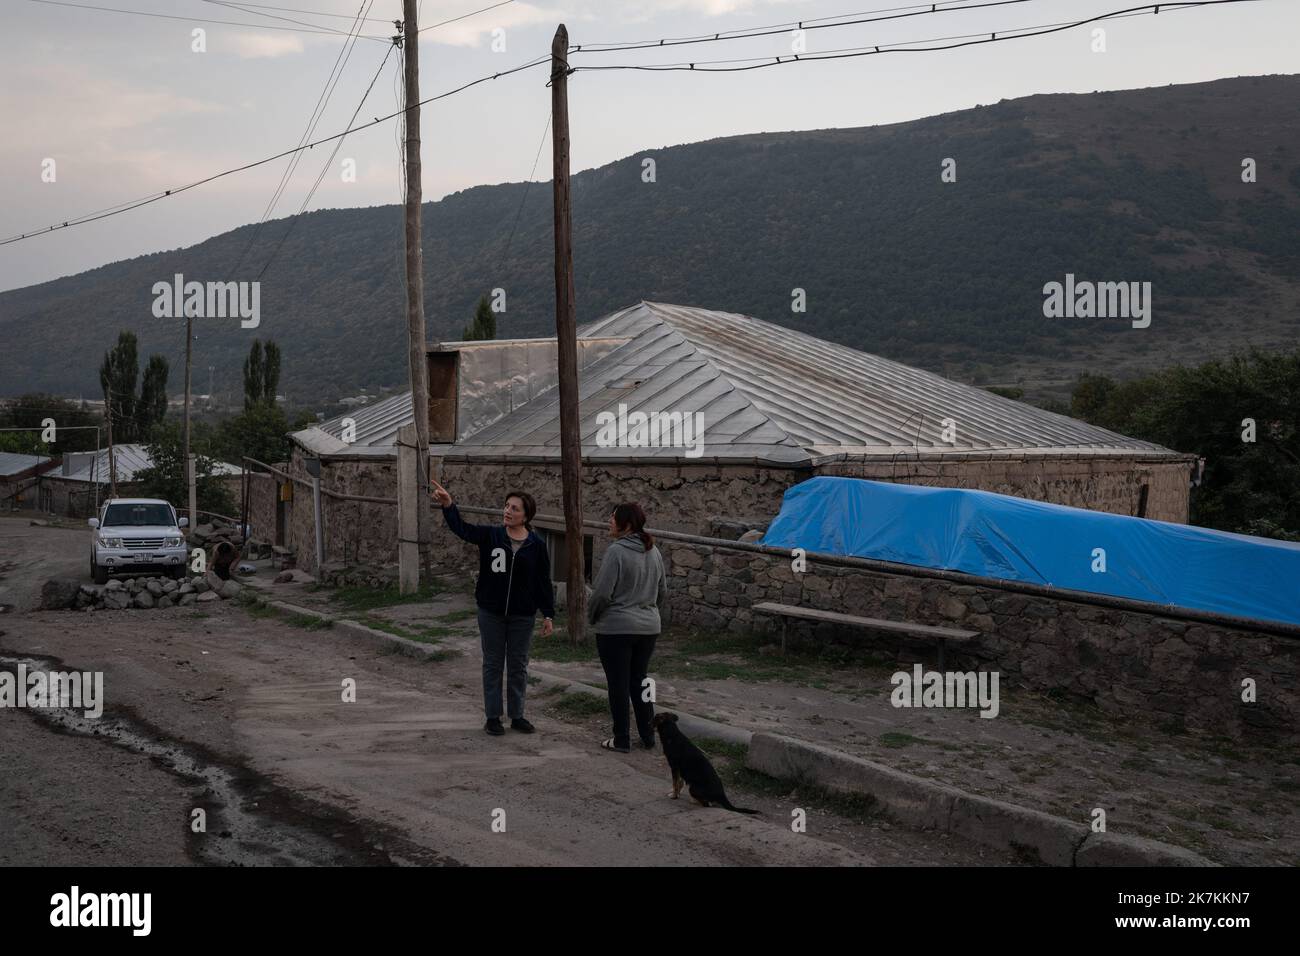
[595, 633, 658, 749]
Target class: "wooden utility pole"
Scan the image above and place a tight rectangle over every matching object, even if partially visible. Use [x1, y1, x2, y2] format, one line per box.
[104, 394, 118, 499]
[182, 314, 196, 525]
[551, 24, 586, 644]
[400, 0, 432, 591]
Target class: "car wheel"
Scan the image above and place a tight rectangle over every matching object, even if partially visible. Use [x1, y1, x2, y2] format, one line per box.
[92, 556, 109, 585]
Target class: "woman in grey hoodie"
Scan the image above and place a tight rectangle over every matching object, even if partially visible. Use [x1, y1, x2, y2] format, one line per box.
[589, 502, 666, 753]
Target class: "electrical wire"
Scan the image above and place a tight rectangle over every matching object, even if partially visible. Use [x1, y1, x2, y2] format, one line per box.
[22, 0, 391, 40]
[569, 0, 1045, 53]
[0, 53, 551, 247]
[229, 0, 376, 274]
[254, 39, 399, 279]
[569, 1, 1261, 72]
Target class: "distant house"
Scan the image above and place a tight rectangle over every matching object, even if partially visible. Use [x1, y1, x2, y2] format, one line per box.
[0, 452, 59, 512]
[39, 444, 241, 518]
[254, 302, 1194, 574]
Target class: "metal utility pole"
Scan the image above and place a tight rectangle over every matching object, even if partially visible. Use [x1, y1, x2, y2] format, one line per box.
[183, 314, 196, 525]
[551, 24, 586, 644]
[399, 0, 432, 591]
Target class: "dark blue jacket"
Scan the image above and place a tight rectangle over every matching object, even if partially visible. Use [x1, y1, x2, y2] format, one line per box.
[441, 504, 556, 619]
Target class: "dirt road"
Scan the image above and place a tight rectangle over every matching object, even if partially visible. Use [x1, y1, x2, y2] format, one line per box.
[0, 517, 1005, 866]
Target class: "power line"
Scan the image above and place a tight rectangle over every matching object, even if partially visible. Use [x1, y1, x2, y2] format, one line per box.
[199, 0, 379, 40]
[254, 39, 399, 279]
[22, 0, 391, 40]
[230, 0, 377, 274]
[0, 53, 551, 247]
[195, 0, 515, 33]
[569, 0, 1045, 53]
[570, 1, 1262, 72]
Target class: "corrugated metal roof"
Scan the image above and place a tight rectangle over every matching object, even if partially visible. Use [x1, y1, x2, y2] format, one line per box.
[54, 444, 240, 483]
[303, 302, 1181, 464]
[0, 452, 54, 478]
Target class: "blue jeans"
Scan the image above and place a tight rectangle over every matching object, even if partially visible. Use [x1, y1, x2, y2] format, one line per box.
[477, 608, 535, 720]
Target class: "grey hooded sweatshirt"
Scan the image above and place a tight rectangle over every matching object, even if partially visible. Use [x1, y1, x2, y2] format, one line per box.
[588, 534, 667, 636]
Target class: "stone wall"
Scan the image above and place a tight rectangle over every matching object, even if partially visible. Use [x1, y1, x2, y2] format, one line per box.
[279, 450, 401, 573]
[817, 456, 1192, 523]
[273, 450, 1194, 576]
[659, 539, 1298, 743]
[244, 472, 280, 547]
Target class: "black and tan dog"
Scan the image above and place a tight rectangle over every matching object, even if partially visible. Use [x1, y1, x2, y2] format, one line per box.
[651, 713, 758, 814]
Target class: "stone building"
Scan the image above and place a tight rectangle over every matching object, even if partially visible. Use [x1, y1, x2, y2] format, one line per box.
[259, 302, 1194, 575]
[0, 452, 58, 512]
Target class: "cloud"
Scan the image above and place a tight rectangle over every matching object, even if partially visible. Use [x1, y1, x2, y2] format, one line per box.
[426, 2, 558, 48]
[229, 32, 306, 59]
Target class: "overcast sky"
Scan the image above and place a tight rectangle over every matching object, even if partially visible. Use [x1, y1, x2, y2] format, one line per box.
[0, 0, 1294, 293]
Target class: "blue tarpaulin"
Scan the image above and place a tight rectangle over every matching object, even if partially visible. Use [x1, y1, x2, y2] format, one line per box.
[761, 477, 1300, 627]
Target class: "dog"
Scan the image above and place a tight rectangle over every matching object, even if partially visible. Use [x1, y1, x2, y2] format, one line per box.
[651, 713, 758, 814]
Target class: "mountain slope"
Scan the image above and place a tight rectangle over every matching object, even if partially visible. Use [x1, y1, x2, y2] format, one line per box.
[2, 74, 1298, 405]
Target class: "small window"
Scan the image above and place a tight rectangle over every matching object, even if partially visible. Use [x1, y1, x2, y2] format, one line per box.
[544, 530, 593, 583]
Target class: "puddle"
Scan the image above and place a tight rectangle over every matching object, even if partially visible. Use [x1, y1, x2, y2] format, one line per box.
[0, 652, 458, 867]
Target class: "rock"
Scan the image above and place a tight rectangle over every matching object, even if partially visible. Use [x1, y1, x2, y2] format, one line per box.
[39, 579, 81, 610]
[179, 582, 195, 595]
[75, 590, 94, 609]
[197, 591, 221, 603]
[219, 579, 242, 599]
[194, 577, 211, 594]
[102, 589, 130, 610]
[146, 580, 164, 597]
[738, 529, 765, 543]
[162, 578, 179, 593]
[274, 570, 294, 584]
[179, 593, 197, 606]
[105, 579, 124, 591]
[133, 591, 155, 609]
[157, 596, 174, 609]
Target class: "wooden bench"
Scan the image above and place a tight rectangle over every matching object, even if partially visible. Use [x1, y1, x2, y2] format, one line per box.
[752, 602, 979, 668]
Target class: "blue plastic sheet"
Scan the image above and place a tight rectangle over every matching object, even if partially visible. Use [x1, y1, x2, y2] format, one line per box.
[761, 476, 1300, 627]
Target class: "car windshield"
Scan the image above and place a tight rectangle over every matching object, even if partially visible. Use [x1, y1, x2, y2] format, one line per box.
[102, 503, 174, 527]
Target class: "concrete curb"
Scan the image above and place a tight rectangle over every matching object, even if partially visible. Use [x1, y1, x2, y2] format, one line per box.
[259, 599, 447, 662]
[527, 668, 754, 747]
[747, 732, 1215, 867]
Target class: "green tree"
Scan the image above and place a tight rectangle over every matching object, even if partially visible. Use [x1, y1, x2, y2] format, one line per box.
[0, 394, 103, 454]
[135, 421, 236, 516]
[1069, 373, 1114, 423]
[462, 295, 497, 341]
[263, 340, 281, 402]
[97, 331, 168, 443]
[243, 339, 281, 409]
[138, 354, 171, 439]
[243, 340, 264, 411]
[99, 331, 139, 442]
[1068, 350, 1300, 538]
[215, 401, 292, 466]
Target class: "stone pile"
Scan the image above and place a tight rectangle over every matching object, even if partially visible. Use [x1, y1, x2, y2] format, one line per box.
[317, 562, 398, 589]
[41, 573, 243, 611]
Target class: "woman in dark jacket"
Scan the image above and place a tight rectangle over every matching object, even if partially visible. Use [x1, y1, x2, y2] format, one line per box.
[589, 502, 666, 753]
[432, 479, 554, 737]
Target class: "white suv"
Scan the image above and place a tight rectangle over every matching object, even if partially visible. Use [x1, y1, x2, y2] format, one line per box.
[89, 498, 189, 584]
